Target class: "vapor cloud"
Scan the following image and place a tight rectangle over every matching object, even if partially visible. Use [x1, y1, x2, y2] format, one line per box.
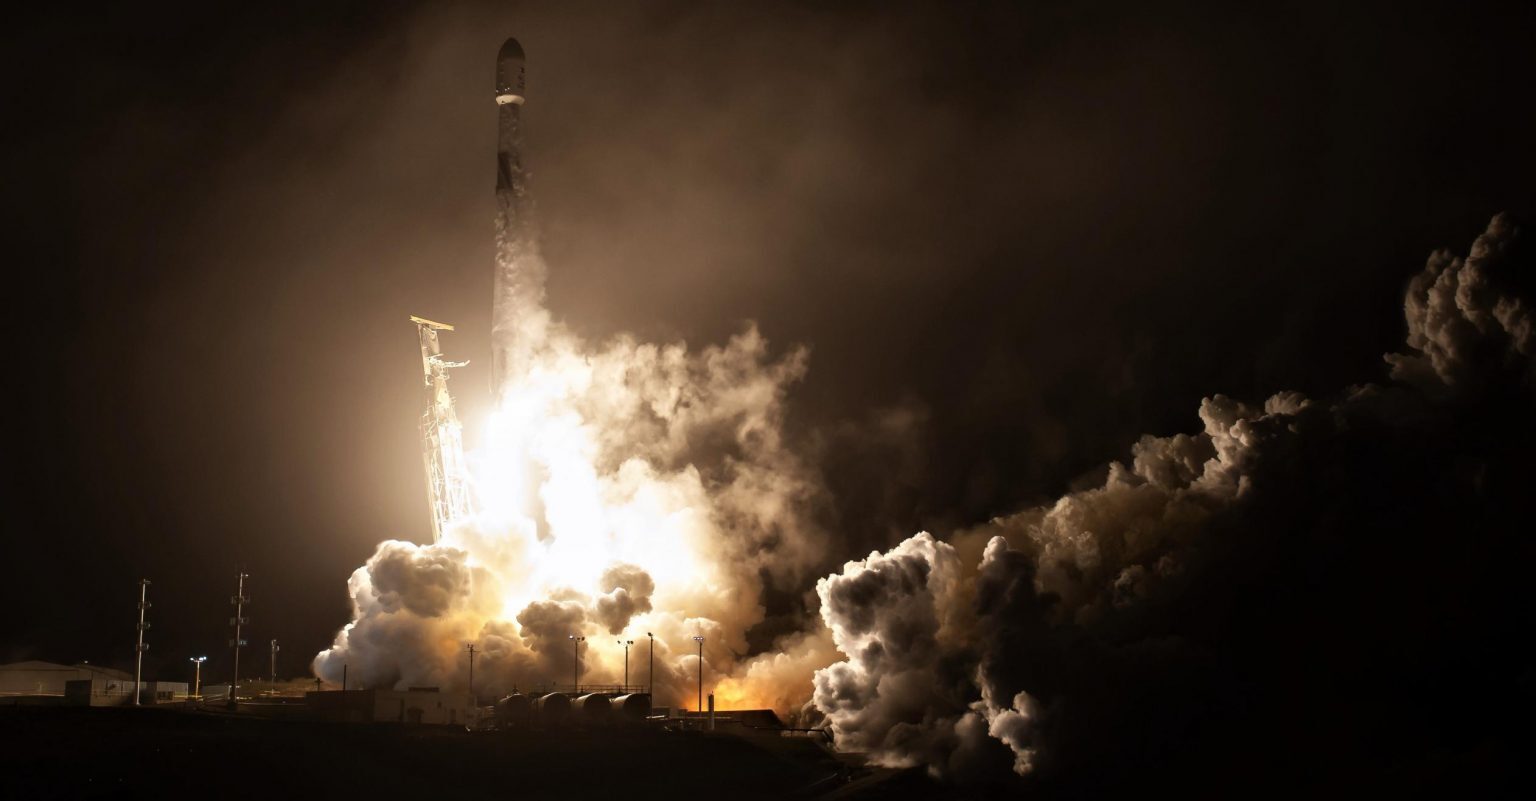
[1388, 212, 1534, 389]
[809, 215, 1536, 789]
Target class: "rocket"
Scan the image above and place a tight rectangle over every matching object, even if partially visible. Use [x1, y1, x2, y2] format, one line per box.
[491, 37, 545, 396]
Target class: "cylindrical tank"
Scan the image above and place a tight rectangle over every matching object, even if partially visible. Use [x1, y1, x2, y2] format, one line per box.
[533, 692, 570, 727]
[610, 693, 651, 723]
[495, 692, 531, 729]
[572, 693, 611, 726]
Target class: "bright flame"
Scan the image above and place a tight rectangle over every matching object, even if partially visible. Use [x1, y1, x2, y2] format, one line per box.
[316, 317, 833, 716]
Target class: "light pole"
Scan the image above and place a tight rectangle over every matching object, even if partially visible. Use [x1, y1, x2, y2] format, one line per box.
[134, 579, 151, 707]
[189, 656, 206, 699]
[617, 640, 634, 691]
[568, 635, 585, 694]
[692, 635, 704, 713]
[466, 643, 477, 701]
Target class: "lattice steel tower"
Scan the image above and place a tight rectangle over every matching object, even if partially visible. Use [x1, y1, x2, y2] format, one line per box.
[411, 316, 474, 542]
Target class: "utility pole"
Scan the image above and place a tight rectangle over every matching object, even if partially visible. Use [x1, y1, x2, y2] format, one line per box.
[617, 639, 634, 692]
[134, 579, 151, 706]
[466, 643, 477, 701]
[269, 639, 280, 685]
[692, 635, 704, 713]
[228, 572, 250, 708]
[568, 635, 585, 694]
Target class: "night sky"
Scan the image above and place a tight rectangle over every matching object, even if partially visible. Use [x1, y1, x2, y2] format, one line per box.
[4, 1, 1535, 790]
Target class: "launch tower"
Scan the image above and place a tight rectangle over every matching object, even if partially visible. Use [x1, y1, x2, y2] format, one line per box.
[411, 315, 473, 541]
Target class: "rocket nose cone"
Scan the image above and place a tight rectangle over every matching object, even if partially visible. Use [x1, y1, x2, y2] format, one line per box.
[499, 38, 525, 63]
[496, 38, 526, 99]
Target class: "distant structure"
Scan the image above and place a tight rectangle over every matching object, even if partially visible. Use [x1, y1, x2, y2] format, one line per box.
[411, 316, 473, 541]
[307, 686, 475, 726]
[2, 661, 131, 697]
[133, 579, 150, 706]
[228, 572, 249, 707]
[0, 662, 187, 706]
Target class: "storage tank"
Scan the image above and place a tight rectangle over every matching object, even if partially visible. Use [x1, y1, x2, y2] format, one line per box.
[495, 692, 531, 729]
[610, 693, 651, 723]
[532, 692, 570, 727]
[572, 693, 611, 726]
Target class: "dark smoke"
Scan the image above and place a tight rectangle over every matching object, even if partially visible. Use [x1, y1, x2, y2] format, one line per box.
[812, 216, 1536, 795]
[593, 564, 655, 634]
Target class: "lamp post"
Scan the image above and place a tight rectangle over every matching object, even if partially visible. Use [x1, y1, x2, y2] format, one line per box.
[568, 635, 585, 694]
[692, 635, 704, 713]
[466, 643, 477, 702]
[617, 639, 634, 691]
[189, 656, 206, 699]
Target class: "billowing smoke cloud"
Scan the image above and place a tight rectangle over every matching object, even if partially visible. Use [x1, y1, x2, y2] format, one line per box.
[811, 534, 988, 773]
[593, 564, 654, 635]
[316, 207, 1531, 790]
[315, 162, 833, 707]
[314, 313, 833, 704]
[368, 541, 478, 618]
[810, 215, 1536, 791]
[1388, 213, 1535, 389]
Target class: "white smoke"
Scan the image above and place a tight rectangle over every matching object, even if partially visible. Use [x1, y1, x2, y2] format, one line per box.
[316, 245, 833, 709]
[316, 205, 1528, 780]
[811, 533, 989, 774]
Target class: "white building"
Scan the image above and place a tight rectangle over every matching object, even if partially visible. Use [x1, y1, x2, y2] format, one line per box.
[64, 677, 189, 706]
[0, 661, 133, 698]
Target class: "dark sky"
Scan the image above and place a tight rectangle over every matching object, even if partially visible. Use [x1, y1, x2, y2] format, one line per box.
[3, 0, 1534, 685]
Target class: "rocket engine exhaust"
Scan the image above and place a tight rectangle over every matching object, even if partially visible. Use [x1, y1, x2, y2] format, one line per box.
[317, 33, 829, 726]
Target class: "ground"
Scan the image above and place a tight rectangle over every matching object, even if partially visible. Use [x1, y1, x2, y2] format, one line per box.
[0, 706, 898, 800]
